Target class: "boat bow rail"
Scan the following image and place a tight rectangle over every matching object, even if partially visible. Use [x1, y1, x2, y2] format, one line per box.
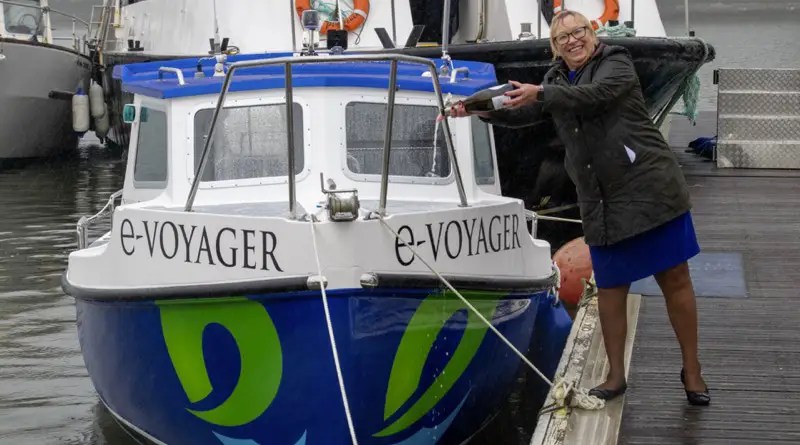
[76, 189, 121, 249]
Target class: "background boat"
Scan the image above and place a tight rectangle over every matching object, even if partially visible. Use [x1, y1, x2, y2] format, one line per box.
[0, 0, 93, 159]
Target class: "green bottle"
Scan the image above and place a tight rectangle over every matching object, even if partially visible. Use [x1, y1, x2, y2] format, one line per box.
[448, 82, 517, 114]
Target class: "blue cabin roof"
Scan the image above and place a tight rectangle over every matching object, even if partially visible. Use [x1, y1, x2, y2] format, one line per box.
[113, 52, 500, 99]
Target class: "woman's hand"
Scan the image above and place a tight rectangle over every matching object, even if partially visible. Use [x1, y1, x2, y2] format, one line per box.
[503, 80, 543, 109]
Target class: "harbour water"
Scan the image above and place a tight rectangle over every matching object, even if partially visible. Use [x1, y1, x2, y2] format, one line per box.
[1, 1, 799, 444]
[0, 143, 133, 444]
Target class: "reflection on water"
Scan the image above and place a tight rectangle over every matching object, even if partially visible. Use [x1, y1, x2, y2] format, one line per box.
[0, 142, 137, 445]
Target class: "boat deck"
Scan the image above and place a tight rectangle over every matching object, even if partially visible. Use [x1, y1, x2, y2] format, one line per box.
[619, 111, 800, 444]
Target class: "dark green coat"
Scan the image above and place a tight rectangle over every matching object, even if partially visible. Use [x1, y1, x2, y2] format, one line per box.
[481, 44, 692, 246]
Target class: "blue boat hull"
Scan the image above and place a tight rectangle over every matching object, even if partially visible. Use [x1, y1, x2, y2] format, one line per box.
[75, 288, 571, 445]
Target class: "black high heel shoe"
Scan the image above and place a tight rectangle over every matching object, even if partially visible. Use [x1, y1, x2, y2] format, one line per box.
[588, 381, 628, 401]
[681, 368, 711, 406]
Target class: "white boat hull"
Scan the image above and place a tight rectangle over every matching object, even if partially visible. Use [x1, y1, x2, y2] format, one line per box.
[0, 39, 91, 159]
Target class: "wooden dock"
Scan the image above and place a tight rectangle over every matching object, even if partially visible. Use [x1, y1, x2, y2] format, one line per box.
[619, 111, 800, 444]
[529, 111, 800, 445]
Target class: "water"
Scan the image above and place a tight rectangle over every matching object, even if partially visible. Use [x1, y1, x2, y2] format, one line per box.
[0, 142, 137, 445]
[2, 1, 799, 443]
[656, 0, 800, 111]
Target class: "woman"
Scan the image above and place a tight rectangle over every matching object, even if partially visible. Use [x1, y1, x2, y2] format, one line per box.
[448, 10, 710, 405]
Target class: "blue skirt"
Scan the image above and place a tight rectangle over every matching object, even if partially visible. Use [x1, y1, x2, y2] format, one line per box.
[589, 211, 700, 289]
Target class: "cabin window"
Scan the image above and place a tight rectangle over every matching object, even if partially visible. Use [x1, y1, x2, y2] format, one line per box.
[3, 0, 42, 35]
[194, 104, 304, 182]
[471, 117, 496, 185]
[345, 102, 451, 178]
[133, 107, 168, 186]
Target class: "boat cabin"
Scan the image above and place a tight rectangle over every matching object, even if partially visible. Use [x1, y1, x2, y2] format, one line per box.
[0, 0, 46, 40]
[114, 51, 506, 217]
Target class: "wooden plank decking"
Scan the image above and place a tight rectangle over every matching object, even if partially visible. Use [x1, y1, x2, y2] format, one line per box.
[618, 112, 800, 444]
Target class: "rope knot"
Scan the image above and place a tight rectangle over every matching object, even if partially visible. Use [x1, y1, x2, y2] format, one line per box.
[542, 378, 606, 414]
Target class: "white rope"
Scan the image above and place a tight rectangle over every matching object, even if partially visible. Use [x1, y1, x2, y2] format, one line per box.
[375, 212, 606, 412]
[551, 380, 605, 410]
[309, 217, 360, 445]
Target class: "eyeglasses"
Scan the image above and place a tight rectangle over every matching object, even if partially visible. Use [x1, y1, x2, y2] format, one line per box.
[553, 26, 588, 45]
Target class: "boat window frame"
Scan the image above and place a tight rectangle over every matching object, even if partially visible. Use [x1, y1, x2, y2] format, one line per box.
[131, 99, 170, 190]
[1, 0, 44, 37]
[470, 116, 498, 187]
[186, 95, 311, 190]
[340, 95, 457, 186]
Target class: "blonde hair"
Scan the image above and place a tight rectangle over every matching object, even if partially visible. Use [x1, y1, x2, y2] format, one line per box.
[549, 10, 598, 61]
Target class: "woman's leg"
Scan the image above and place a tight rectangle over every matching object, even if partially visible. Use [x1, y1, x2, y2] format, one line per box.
[594, 283, 631, 390]
[654, 261, 707, 392]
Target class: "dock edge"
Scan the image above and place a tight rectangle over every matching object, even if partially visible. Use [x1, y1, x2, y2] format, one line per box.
[530, 291, 642, 445]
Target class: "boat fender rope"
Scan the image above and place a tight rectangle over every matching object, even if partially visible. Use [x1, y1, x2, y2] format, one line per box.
[596, 22, 637, 37]
[671, 37, 709, 125]
[376, 214, 606, 411]
[309, 217, 360, 445]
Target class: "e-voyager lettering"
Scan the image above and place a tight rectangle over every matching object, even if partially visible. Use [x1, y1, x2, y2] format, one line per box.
[119, 218, 283, 271]
[394, 214, 521, 266]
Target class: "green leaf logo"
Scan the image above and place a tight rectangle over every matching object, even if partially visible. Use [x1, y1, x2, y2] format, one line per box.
[158, 298, 283, 427]
[375, 291, 501, 438]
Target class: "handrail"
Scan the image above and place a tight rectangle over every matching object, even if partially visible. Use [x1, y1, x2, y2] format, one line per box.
[184, 53, 470, 215]
[0, 0, 91, 27]
[378, 59, 398, 216]
[285, 62, 297, 219]
[684, 0, 690, 36]
[158, 67, 186, 85]
[76, 189, 123, 249]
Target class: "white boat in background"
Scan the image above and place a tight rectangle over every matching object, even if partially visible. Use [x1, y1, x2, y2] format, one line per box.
[86, 0, 714, 249]
[0, 0, 95, 159]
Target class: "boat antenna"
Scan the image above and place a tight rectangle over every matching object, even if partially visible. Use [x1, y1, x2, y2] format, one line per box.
[213, 0, 220, 52]
[336, 0, 344, 30]
[440, 0, 453, 75]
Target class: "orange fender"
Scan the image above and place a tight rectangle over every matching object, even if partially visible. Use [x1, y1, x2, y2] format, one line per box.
[553, 237, 594, 308]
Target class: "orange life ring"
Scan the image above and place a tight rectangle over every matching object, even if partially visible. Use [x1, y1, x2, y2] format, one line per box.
[295, 0, 370, 34]
[553, 0, 619, 30]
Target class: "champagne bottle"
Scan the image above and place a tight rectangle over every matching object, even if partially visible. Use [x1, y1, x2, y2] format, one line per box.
[446, 82, 517, 114]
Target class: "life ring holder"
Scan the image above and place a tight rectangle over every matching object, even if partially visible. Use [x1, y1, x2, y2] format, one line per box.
[295, 0, 370, 34]
[552, 0, 620, 30]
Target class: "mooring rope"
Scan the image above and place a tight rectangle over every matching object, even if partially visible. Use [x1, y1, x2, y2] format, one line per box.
[372, 212, 605, 411]
[309, 216, 360, 445]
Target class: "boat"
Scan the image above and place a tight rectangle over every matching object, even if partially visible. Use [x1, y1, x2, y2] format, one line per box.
[85, 0, 715, 250]
[0, 0, 94, 159]
[61, 38, 574, 444]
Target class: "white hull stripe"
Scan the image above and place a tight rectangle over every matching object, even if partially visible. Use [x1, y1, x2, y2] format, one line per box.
[103, 401, 168, 445]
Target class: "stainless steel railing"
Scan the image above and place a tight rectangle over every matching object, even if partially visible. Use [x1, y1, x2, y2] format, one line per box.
[184, 53, 470, 216]
[76, 189, 122, 249]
